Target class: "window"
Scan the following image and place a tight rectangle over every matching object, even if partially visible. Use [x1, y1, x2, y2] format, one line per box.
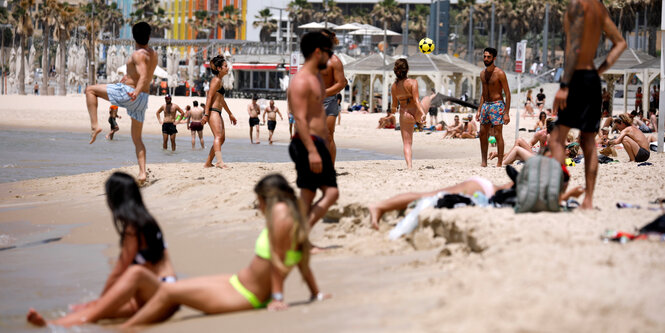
[268, 72, 283, 90]
[252, 71, 266, 89]
[239, 71, 251, 90]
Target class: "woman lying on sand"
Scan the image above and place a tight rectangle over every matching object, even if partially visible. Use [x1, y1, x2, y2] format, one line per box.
[27, 172, 177, 327]
[118, 174, 330, 328]
[368, 166, 584, 230]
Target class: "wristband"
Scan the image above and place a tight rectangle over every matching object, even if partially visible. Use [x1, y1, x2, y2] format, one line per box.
[560, 82, 569, 89]
[271, 292, 284, 302]
[203, 114, 209, 117]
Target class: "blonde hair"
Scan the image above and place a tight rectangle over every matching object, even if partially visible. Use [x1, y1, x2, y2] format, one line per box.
[254, 174, 310, 274]
[618, 113, 633, 126]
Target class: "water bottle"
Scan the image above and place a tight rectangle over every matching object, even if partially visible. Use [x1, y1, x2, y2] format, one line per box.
[389, 195, 438, 240]
[616, 202, 640, 209]
[471, 192, 489, 207]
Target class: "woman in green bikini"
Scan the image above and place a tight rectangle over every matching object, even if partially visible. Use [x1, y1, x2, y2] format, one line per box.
[121, 174, 330, 328]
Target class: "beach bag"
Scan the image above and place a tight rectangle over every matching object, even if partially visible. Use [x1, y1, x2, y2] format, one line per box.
[515, 155, 563, 213]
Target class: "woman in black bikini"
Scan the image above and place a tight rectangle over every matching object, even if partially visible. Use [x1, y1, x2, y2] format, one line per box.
[27, 172, 177, 327]
[201, 55, 237, 168]
[390, 58, 427, 169]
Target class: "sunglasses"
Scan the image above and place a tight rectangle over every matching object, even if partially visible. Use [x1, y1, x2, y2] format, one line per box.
[321, 48, 333, 57]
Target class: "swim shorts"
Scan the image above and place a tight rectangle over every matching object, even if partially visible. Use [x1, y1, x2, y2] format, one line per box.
[267, 120, 277, 131]
[635, 147, 650, 162]
[190, 121, 203, 131]
[479, 100, 505, 126]
[288, 113, 295, 124]
[323, 95, 340, 117]
[289, 134, 337, 191]
[106, 83, 149, 122]
[555, 70, 601, 133]
[249, 117, 260, 127]
[428, 107, 438, 116]
[162, 122, 177, 135]
[108, 117, 118, 130]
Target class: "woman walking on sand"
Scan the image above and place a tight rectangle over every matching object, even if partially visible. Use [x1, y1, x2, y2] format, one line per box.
[119, 174, 330, 328]
[391, 58, 428, 169]
[27, 172, 177, 327]
[201, 55, 237, 168]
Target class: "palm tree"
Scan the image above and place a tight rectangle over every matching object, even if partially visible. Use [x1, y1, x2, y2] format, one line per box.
[190, 10, 213, 39]
[219, 5, 242, 39]
[253, 8, 278, 42]
[345, 7, 371, 25]
[80, 1, 103, 86]
[408, 4, 430, 41]
[313, 0, 343, 25]
[0, 6, 10, 94]
[36, 0, 58, 95]
[371, 0, 404, 57]
[100, 2, 125, 38]
[287, 0, 314, 35]
[10, 0, 34, 95]
[130, 0, 171, 38]
[53, 2, 78, 95]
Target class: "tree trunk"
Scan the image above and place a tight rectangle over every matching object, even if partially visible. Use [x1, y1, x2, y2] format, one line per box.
[648, 26, 656, 56]
[58, 38, 66, 96]
[18, 35, 25, 95]
[41, 23, 50, 95]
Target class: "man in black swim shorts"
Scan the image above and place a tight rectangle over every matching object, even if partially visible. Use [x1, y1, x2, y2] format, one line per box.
[551, 0, 626, 209]
[610, 113, 651, 162]
[106, 105, 121, 140]
[247, 95, 261, 144]
[156, 95, 185, 151]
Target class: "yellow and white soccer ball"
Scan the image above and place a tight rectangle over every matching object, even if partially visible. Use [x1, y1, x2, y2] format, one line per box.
[419, 38, 435, 54]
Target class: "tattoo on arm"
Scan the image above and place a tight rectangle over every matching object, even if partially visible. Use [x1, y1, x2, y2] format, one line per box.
[563, 0, 584, 84]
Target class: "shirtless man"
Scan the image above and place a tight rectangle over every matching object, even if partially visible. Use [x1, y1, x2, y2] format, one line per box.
[551, 0, 626, 209]
[443, 115, 462, 139]
[262, 98, 283, 144]
[84, 22, 157, 184]
[458, 115, 477, 139]
[320, 29, 348, 166]
[610, 113, 651, 162]
[476, 47, 511, 167]
[247, 95, 261, 144]
[187, 100, 205, 149]
[426, 89, 439, 127]
[105, 105, 121, 140]
[288, 31, 339, 229]
[155, 95, 185, 151]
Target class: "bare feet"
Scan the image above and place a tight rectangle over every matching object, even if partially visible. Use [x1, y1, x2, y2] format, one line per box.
[137, 173, 147, 187]
[488, 152, 498, 160]
[581, 196, 593, 209]
[214, 163, 228, 169]
[89, 128, 102, 144]
[368, 204, 381, 230]
[27, 308, 47, 326]
[204, 163, 213, 168]
[480, 161, 488, 167]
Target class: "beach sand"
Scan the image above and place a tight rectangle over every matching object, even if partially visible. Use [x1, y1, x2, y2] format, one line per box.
[1, 95, 665, 332]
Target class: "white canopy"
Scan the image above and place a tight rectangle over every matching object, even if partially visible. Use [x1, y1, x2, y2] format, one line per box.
[349, 28, 400, 36]
[298, 21, 338, 29]
[334, 23, 362, 31]
[117, 64, 168, 79]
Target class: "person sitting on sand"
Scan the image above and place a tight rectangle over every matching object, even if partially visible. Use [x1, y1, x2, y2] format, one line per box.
[456, 115, 477, 139]
[609, 113, 651, 162]
[106, 105, 121, 140]
[596, 127, 610, 147]
[368, 165, 583, 230]
[118, 174, 330, 328]
[27, 172, 177, 327]
[377, 109, 396, 129]
[534, 111, 547, 131]
[443, 115, 462, 139]
[524, 89, 535, 117]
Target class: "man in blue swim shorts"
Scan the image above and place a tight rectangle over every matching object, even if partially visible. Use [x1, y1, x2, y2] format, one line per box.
[475, 47, 511, 167]
[83, 22, 158, 184]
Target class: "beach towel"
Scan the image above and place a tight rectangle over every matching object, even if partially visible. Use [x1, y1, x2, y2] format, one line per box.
[515, 155, 564, 213]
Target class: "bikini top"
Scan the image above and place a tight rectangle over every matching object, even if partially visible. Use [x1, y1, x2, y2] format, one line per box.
[254, 228, 302, 267]
[396, 80, 411, 108]
[217, 86, 225, 96]
[132, 229, 166, 265]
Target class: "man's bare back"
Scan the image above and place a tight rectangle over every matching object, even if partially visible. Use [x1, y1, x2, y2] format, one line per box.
[189, 106, 203, 122]
[124, 47, 158, 95]
[320, 55, 345, 95]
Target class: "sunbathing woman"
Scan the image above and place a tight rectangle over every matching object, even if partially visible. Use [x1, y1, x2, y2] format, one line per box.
[391, 58, 428, 169]
[524, 89, 535, 118]
[534, 111, 547, 131]
[27, 172, 177, 327]
[368, 166, 583, 230]
[120, 174, 330, 328]
[201, 55, 237, 168]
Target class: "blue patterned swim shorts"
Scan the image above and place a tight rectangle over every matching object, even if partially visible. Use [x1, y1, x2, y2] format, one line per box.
[480, 100, 505, 126]
[106, 83, 149, 122]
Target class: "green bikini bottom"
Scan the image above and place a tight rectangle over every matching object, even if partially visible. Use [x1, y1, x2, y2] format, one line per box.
[229, 274, 270, 309]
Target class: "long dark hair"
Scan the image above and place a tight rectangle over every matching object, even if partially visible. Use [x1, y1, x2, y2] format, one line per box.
[394, 58, 409, 83]
[254, 174, 310, 274]
[105, 172, 164, 263]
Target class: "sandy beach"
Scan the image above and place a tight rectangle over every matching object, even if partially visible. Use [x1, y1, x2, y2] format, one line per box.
[1, 94, 665, 332]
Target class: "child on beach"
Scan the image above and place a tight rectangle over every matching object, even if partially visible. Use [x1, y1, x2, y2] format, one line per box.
[27, 172, 177, 327]
[119, 174, 330, 328]
[106, 105, 121, 140]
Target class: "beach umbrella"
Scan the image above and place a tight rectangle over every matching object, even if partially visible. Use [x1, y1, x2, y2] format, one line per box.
[8, 47, 16, 93]
[166, 47, 179, 89]
[334, 23, 362, 31]
[66, 44, 77, 88]
[298, 22, 337, 29]
[221, 50, 234, 90]
[106, 45, 117, 81]
[188, 48, 195, 87]
[279, 75, 289, 91]
[76, 46, 87, 87]
[349, 28, 400, 36]
[55, 44, 62, 82]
